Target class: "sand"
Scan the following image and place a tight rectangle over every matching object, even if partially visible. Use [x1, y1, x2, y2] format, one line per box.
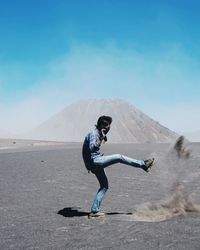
[0, 139, 200, 249]
[0, 138, 68, 152]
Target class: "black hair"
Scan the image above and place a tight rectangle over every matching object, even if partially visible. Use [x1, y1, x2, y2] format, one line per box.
[96, 115, 112, 130]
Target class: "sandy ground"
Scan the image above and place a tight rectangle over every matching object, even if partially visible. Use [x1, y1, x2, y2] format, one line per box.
[0, 141, 200, 249]
[0, 138, 72, 152]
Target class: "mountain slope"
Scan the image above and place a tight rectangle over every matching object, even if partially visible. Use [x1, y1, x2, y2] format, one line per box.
[28, 99, 178, 143]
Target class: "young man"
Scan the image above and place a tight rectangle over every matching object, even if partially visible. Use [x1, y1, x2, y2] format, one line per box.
[82, 115, 154, 218]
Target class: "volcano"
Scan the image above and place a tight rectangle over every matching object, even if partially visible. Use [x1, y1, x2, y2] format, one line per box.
[28, 99, 178, 143]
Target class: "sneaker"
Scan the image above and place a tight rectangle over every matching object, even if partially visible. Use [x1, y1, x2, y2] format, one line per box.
[88, 211, 105, 218]
[142, 158, 155, 172]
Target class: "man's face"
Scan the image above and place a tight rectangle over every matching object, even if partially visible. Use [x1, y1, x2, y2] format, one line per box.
[103, 124, 111, 134]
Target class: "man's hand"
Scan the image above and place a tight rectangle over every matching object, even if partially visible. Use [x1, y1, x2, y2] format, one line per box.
[100, 129, 107, 143]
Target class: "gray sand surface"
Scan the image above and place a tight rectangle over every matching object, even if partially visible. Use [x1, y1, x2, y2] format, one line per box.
[0, 139, 67, 152]
[0, 142, 200, 249]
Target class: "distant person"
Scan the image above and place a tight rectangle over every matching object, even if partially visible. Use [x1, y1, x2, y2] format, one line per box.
[82, 115, 154, 218]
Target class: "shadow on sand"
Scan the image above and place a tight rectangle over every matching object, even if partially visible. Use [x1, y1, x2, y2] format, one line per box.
[58, 207, 132, 218]
[58, 207, 89, 217]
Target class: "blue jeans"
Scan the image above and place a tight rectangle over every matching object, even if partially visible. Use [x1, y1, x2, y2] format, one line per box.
[90, 154, 145, 213]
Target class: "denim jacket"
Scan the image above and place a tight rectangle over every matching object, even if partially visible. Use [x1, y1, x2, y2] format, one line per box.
[82, 129, 103, 169]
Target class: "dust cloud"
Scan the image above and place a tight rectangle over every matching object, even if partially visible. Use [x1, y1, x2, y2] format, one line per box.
[129, 136, 200, 222]
[128, 183, 200, 222]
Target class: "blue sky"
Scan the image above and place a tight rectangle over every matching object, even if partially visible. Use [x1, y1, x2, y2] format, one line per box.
[0, 0, 200, 134]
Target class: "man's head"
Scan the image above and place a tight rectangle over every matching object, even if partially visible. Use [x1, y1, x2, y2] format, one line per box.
[96, 115, 112, 133]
